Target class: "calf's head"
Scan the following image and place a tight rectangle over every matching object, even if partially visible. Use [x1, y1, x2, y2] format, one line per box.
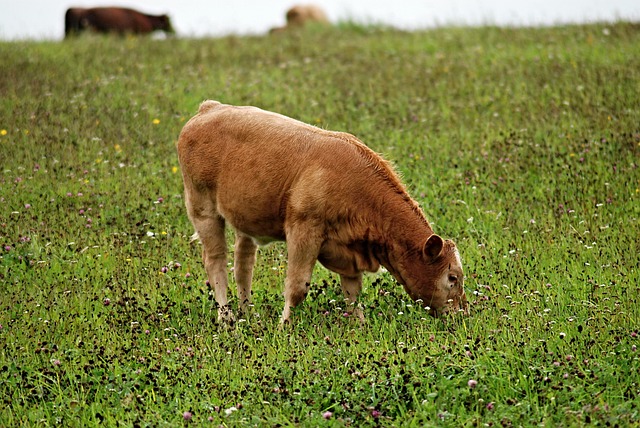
[401, 234, 468, 316]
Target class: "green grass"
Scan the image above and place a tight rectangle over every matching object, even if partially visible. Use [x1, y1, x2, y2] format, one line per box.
[1, 22, 639, 426]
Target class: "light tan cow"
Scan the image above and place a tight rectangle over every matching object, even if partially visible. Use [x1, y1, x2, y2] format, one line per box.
[177, 100, 468, 324]
[285, 4, 329, 27]
[270, 4, 329, 33]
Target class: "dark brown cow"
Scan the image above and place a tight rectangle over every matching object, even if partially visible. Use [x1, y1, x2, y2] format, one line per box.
[177, 100, 469, 324]
[65, 7, 174, 37]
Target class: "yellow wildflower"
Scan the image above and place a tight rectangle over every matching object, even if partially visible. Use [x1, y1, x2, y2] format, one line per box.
[153, 119, 160, 125]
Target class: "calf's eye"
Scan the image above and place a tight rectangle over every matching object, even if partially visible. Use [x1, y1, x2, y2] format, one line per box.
[448, 274, 458, 284]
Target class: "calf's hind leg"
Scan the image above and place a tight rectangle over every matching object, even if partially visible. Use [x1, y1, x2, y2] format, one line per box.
[234, 232, 258, 314]
[199, 215, 234, 322]
[185, 191, 233, 323]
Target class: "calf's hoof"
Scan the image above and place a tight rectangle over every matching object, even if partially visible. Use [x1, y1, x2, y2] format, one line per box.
[217, 305, 236, 326]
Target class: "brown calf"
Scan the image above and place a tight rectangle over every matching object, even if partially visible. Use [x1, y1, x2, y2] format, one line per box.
[177, 101, 468, 324]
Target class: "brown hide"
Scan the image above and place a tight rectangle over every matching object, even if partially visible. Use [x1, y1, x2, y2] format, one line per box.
[65, 8, 86, 36]
[177, 100, 468, 323]
[64, 7, 174, 37]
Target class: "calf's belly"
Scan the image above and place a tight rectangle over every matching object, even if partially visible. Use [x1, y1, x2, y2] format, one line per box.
[216, 189, 287, 244]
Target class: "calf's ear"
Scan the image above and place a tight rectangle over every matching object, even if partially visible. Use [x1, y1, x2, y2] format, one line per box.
[423, 234, 444, 260]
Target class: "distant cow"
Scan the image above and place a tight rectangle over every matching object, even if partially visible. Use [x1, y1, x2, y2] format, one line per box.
[177, 100, 468, 324]
[286, 4, 329, 26]
[270, 4, 329, 34]
[65, 7, 174, 37]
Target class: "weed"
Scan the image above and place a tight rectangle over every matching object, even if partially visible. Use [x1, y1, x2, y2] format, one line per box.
[1, 22, 639, 426]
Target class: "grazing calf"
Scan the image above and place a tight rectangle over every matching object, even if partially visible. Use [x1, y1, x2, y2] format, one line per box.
[177, 100, 468, 324]
[64, 7, 174, 37]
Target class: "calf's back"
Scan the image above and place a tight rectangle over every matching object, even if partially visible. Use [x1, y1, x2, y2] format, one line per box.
[177, 100, 399, 243]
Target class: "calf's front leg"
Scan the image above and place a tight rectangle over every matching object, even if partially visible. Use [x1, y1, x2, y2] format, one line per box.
[340, 273, 365, 323]
[280, 227, 322, 324]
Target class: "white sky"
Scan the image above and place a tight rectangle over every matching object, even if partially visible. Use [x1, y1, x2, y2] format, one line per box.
[0, 0, 638, 40]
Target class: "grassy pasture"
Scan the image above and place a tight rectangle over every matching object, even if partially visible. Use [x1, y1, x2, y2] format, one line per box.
[1, 22, 639, 426]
